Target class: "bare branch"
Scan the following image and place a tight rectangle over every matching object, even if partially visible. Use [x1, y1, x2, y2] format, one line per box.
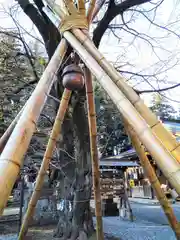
[93, 0, 151, 47]
[136, 83, 180, 94]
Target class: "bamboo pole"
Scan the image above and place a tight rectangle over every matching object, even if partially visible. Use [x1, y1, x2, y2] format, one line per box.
[92, 0, 106, 20]
[0, 39, 68, 215]
[124, 120, 180, 239]
[77, 0, 85, 15]
[87, 0, 96, 23]
[61, 31, 180, 194]
[18, 88, 71, 239]
[86, 5, 104, 239]
[84, 67, 104, 240]
[45, 0, 180, 163]
[0, 108, 23, 153]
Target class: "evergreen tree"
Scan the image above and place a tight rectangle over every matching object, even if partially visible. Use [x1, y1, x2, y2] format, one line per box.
[0, 33, 54, 166]
[94, 82, 131, 158]
[0, 33, 32, 135]
[150, 94, 176, 120]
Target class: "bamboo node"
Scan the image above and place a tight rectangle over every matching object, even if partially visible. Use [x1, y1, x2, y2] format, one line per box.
[1, 158, 21, 169]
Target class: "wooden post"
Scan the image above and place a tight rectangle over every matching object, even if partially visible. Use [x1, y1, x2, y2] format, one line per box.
[124, 121, 180, 239]
[0, 39, 67, 215]
[84, 67, 104, 240]
[18, 88, 71, 239]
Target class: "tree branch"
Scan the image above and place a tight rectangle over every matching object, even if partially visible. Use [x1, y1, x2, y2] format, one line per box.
[93, 0, 151, 47]
[9, 14, 39, 82]
[17, 0, 60, 58]
[16, 0, 48, 41]
[136, 83, 180, 94]
[13, 79, 37, 94]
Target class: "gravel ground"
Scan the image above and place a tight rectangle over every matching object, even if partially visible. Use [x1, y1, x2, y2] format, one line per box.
[100, 217, 176, 240]
[0, 215, 177, 240]
[0, 224, 118, 240]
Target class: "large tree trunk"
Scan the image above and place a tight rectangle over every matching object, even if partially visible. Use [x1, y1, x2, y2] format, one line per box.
[53, 90, 94, 239]
[70, 91, 94, 240]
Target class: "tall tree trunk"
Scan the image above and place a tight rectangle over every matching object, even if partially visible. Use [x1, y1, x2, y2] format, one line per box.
[53, 90, 94, 239]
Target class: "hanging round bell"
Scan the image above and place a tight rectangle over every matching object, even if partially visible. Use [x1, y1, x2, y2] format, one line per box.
[62, 64, 85, 91]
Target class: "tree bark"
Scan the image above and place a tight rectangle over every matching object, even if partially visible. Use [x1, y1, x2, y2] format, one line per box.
[53, 90, 94, 239]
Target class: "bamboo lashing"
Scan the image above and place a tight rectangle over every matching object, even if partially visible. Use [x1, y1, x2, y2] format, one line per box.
[60, 31, 180, 194]
[59, 0, 88, 33]
[77, 0, 86, 16]
[18, 88, 71, 239]
[123, 119, 180, 239]
[0, 39, 68, 215]
[85, 67, 104, 240]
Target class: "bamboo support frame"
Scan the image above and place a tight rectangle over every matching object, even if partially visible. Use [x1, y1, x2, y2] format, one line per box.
[124, 120, 180, 239]
[85, 68, 104, 240]
[0, 39, 68, 215]
[47, 1, 180, 163]
[61, 31, 180, 194]
[18, 88, 71, 239]
[71, 29, 180, 163]
[0, 0, 179, 237]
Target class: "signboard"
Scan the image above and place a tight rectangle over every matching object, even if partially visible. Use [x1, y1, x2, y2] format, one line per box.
[129, 179, 135, 187]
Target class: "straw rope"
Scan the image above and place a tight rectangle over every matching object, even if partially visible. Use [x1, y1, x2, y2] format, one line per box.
[59, 1, 88, 33]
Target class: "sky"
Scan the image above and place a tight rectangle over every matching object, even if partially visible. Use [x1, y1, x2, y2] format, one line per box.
[0, 0, 180, 112]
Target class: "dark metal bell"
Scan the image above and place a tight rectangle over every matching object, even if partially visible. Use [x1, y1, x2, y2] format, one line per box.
[62, 64, 84, 91]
